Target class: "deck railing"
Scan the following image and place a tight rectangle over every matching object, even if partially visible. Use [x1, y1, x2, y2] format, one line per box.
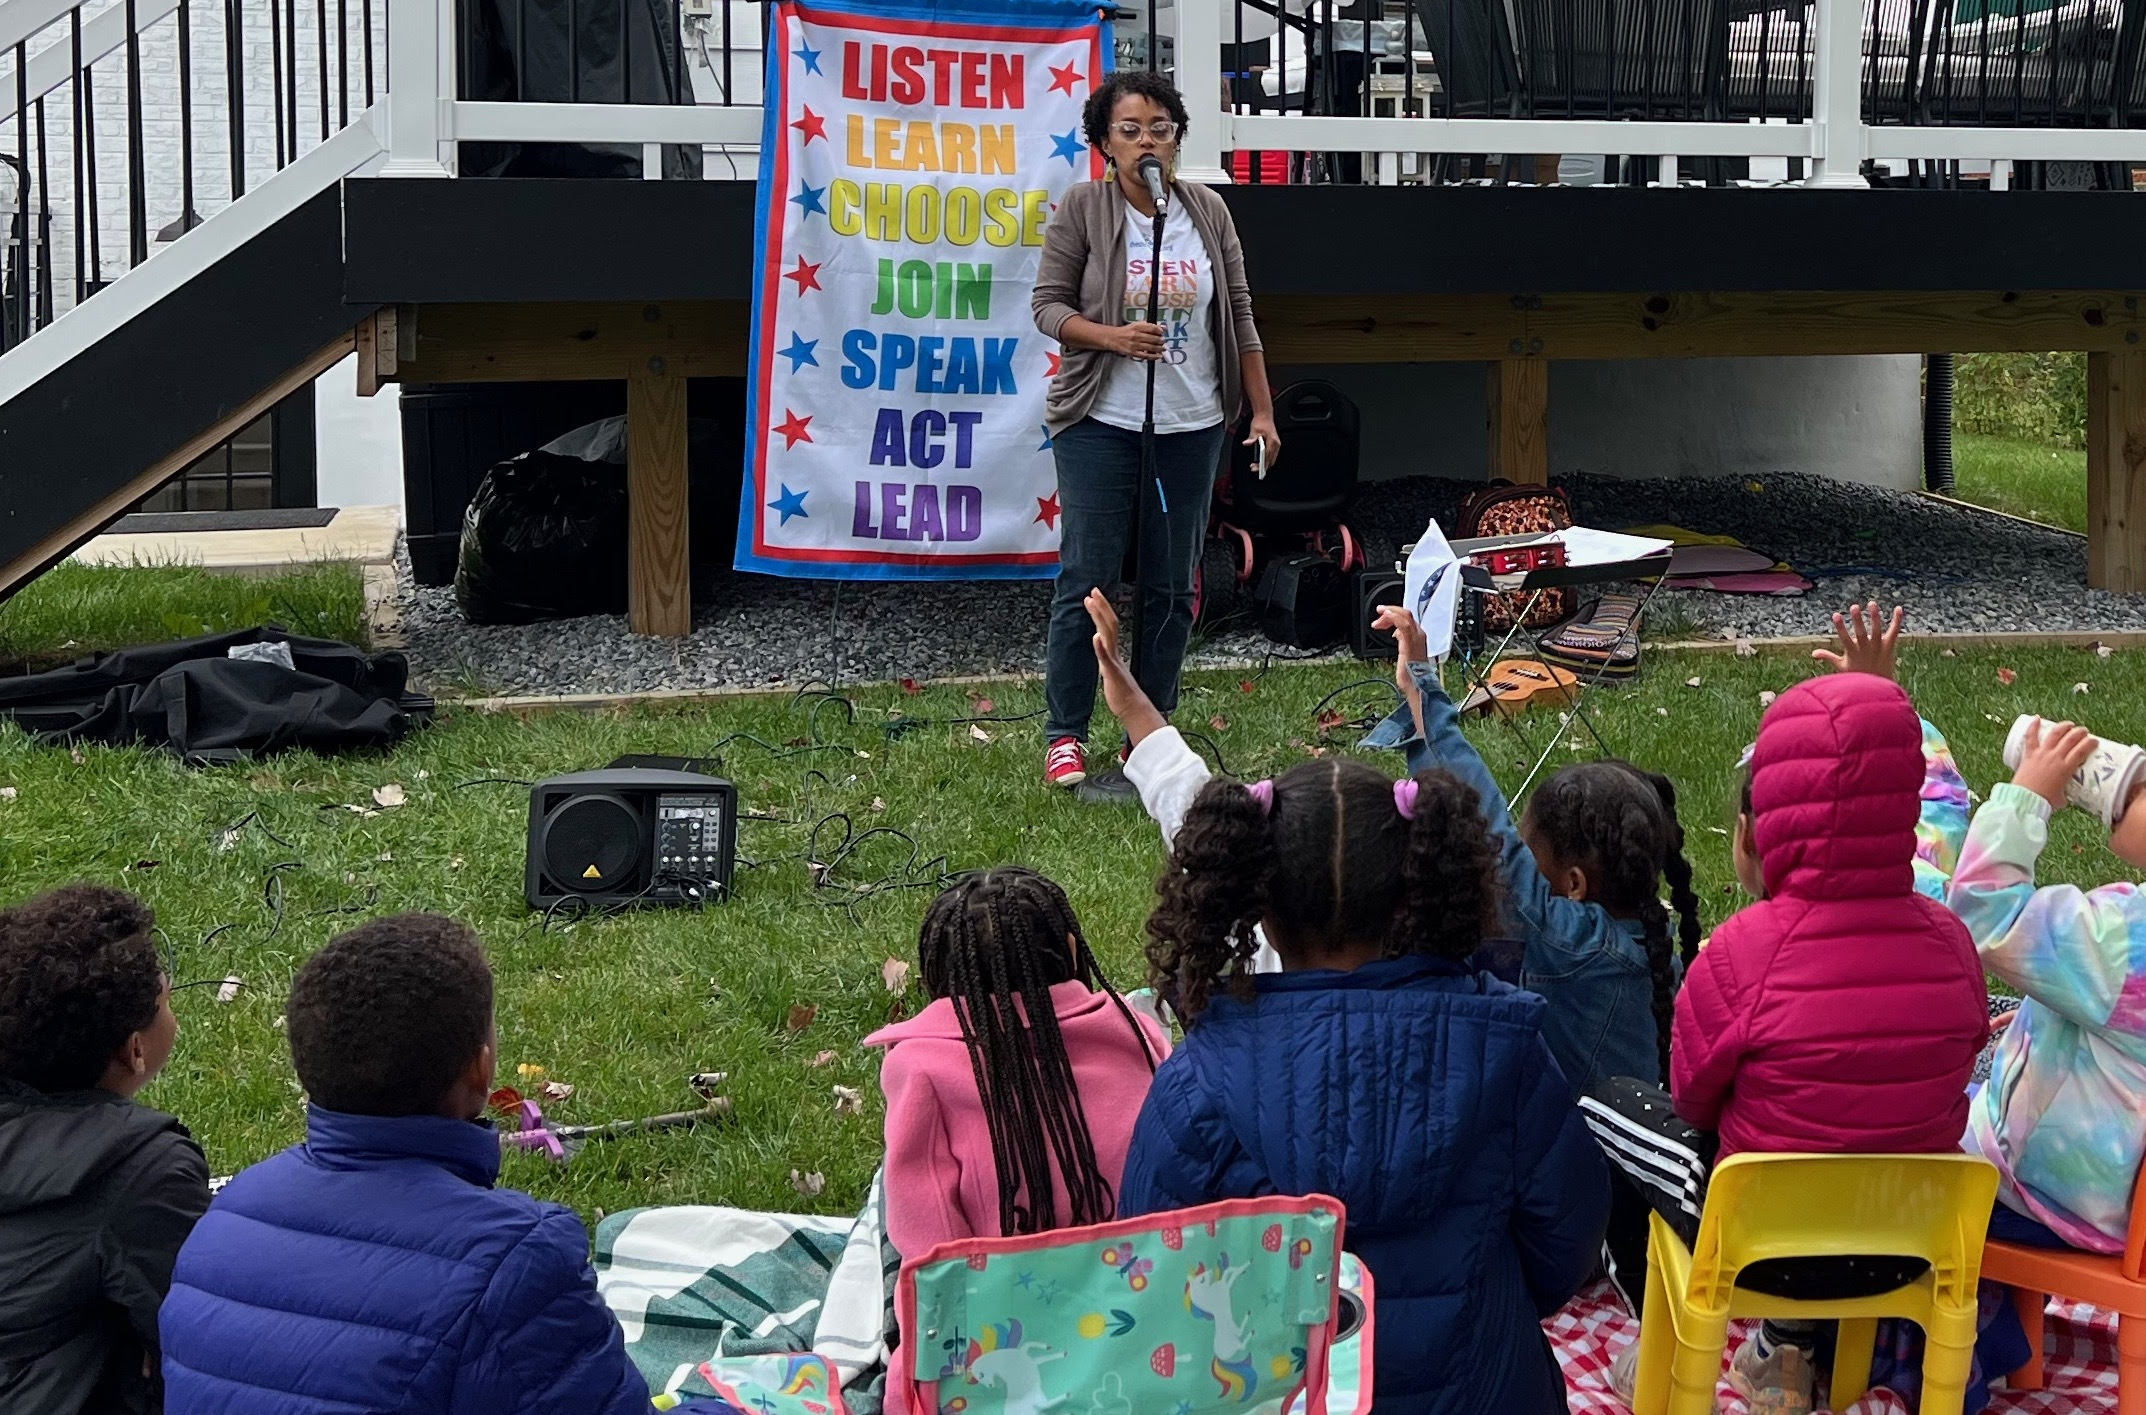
[3, 0, 2143, 355]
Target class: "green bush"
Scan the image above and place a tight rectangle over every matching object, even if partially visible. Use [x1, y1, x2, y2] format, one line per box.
[1953, 352, 2088, 449]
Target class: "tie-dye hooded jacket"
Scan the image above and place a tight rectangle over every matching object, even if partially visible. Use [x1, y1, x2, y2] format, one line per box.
[1909, 718, 2146, 1252]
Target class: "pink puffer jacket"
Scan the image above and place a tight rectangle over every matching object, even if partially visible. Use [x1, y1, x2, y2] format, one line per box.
[1672, 674, 1987, 1157]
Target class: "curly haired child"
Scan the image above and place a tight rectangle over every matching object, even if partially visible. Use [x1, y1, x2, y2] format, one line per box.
[1085, 591, 1609, 1415]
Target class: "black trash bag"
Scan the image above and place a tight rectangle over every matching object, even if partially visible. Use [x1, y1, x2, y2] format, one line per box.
[0, 626, 430, 762]
[454, 414, 740, 624]
[456, 437, 632, 625]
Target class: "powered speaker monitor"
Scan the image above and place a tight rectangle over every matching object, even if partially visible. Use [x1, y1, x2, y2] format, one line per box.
[525, 763, 737, 909]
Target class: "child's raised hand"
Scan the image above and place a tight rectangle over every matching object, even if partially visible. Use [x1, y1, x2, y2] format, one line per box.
[1372, 604, 1431, 739]
[1085, 589, 1167, 749]
[1811, 601, 1905, 680]
[2013, 718, 2098, 813]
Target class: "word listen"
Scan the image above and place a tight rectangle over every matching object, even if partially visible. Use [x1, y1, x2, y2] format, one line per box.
[841, 44, 1024, 109]
[846, 117, 1015, 174]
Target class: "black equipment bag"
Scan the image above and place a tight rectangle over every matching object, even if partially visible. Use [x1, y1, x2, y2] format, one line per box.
[1256, 552, 1347, 649]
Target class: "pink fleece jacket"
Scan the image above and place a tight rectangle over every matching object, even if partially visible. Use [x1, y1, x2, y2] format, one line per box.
[864, 981, 1170, 1261]
[1672, 674, 1988, 1158]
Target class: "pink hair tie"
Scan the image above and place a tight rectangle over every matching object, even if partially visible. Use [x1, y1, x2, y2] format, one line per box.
[1394, 778, 1421, 820]
[1245, 780, 1275, 816]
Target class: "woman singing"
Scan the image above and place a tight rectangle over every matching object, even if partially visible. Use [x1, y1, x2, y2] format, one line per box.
[1031, 69, 1279, 795]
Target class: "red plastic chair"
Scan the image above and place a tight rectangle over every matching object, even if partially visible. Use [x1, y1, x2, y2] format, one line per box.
[1986, 1159, 2146, 1415]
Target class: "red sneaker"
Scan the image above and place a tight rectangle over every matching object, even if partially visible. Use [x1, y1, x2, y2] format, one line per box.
[1045, 737, 1087, 789]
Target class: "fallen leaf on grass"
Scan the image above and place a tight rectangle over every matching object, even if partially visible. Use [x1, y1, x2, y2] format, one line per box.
[517, 1063, 547, 1082]
[1209, 715, 1230, 732]
[810, 1050, 838, 1068]
[1315, 708, 1346, 731]
[855, 749, 873, 760]
[833, 1085, 863, 1116]
[785, 737, 810, 748]
[339, 804, 380, 818]
[1998, 667, 2018, 686]
[215, 976, 242, 1004]
[1735, 638, 1756, 658]
[2097, 643, 2116, 660]
[1656, 708, 1670, 718]
[883, 957, 911, 993]
[899, 677, 923, 695]
[1941, 648, 1958, 658]
[2075, 682, 2091, 695]
[272, 1015, 285, 1030]
[0, 787, 14, 801]
[217, 829, 241, 854]
[539, 1081, 574, 1103]
[967, 693, 995, 715]
[1758, 691, 1777, 707]
[1684, 676, 1703, 688]
[791, 1170, 827, 1198]
[1238, 679, 1256, 695]
[377, 851, 393, 863]
[968, 724, 994, 744]
[69, 748, 85, 766]
[372, 783, 406, 809]
[870, 797, 887, 813]
[786, 1003, 818, 1033]
[487, 1087, 524, 1114]
[415, 769, 431, 781]
[449, 855, 466, 870]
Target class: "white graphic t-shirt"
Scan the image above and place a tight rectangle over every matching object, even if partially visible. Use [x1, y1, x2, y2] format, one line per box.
[1088, 201, 1224, 435]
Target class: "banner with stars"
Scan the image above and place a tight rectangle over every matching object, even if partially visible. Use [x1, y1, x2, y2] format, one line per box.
[734, 0, 1107, 579]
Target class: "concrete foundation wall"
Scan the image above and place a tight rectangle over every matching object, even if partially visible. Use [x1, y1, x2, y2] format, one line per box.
[1269, 354, 1926, 491]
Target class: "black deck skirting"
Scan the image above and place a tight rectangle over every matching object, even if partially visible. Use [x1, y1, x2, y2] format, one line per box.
[343, 177, 2146, 302]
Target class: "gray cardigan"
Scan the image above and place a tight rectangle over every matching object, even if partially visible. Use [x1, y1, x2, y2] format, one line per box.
[1031, 178, 1264, 435]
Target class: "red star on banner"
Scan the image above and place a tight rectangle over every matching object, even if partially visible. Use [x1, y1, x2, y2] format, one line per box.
[773, 409, 815, 449]
[1047, 61, 1085, 96]
[793, 106, 827, 143]
[1045, 351, 1062, 378]
[785, 257, 823, 295]
[1034, 492, 1062, 530]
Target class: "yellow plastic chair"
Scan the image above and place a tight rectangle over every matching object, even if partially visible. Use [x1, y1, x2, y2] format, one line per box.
[1632, 1153, 2000, 1415]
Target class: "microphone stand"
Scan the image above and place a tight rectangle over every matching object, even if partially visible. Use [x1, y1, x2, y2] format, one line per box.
[1127, 181, 1167, 723]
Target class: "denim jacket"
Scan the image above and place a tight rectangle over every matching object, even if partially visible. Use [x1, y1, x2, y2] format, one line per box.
[1364, 667, 1662, 1089]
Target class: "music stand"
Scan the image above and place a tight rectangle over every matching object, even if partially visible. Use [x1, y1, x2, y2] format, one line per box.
[1434, 532, 1674, 800]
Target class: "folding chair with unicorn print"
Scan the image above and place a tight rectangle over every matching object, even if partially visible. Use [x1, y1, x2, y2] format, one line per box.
[890, 1196, 1371, 1415]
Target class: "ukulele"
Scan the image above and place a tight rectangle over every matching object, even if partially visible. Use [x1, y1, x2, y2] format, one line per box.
[1458, 660, 1580, 716]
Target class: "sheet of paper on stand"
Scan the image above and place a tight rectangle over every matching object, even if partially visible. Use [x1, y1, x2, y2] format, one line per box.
[1548, 526, 1676, 568]
[1402, 519, 1462, 660]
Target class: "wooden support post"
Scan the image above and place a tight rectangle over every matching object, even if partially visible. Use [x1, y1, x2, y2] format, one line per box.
[2089, 350, 2146, 593]
[1487, 359, 1549, 485]
[627, 356, 692, 637]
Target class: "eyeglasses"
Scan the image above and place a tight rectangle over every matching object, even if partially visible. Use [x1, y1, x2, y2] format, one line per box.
[1110, 120, 1181, 142]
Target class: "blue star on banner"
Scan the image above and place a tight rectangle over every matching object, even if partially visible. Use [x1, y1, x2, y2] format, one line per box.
[1049, 129, 1084, 167]
[794, 41, 822, 74]
[791, 181, 827, 219]
[777, 333, 819, 372]
[1038, 423, 1055, 452]
[768, 484, 810, 525]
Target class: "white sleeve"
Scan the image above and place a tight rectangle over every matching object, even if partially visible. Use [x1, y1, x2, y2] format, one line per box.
[1124, 728, 1281, 975]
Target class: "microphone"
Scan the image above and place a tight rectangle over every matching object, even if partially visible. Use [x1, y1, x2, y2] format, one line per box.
[1135, 154, 1168, 211]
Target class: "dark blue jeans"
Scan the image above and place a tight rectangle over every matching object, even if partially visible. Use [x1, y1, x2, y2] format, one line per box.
[1044, 417, 1227, 744]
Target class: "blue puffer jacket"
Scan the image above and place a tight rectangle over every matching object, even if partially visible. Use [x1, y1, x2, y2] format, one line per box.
[161, 1107, 650, 1415]
[1118, 957, 1608, 1415]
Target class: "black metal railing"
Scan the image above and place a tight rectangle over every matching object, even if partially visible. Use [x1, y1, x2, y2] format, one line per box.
[0, 0, 379, 354]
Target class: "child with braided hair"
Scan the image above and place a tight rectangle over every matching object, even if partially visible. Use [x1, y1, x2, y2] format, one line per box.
[1086, 593, 1609, 1415]
[865, 867, 1167, 1415]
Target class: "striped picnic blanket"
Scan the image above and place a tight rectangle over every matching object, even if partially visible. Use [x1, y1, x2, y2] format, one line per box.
[595, 1172, 899, 1412]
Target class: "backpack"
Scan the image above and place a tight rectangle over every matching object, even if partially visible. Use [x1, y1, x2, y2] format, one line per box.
[1456, 482, 1575, 633]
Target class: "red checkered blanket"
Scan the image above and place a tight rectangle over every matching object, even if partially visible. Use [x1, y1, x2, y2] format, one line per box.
[1549, 1281, 2120, 1414]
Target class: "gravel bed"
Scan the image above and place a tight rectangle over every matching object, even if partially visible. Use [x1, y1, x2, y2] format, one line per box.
[392, 471, 2137, 697]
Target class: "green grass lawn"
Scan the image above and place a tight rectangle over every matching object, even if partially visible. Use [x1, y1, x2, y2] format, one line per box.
[1952, 433, 2089, 535]
[3, 643, 2138, 1224]
[0, 562, 369, 674]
